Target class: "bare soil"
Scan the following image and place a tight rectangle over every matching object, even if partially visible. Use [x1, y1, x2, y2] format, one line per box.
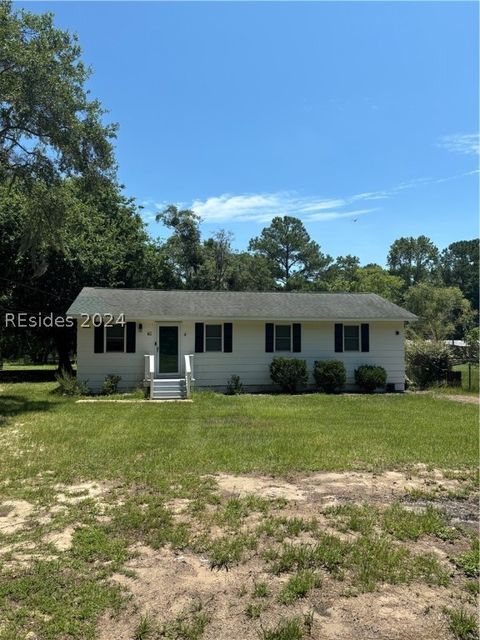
[97, 469, 479, 640]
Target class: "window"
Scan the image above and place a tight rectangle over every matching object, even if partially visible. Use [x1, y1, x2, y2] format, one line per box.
[275, 325, 291, 351]
[344, 325, 360, 351]
[205, 324, 222, 351]
[106, 324, 125, 352]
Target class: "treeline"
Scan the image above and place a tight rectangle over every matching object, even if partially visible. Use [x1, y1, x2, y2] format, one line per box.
[0, 2, 478, 369]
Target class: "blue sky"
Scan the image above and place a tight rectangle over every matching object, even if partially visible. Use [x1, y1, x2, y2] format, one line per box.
[20, 1, 479, 264]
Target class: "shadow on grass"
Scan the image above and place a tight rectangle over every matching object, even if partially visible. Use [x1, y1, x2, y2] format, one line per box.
[0, 370, 57, 383]
[0, 394, 53, 427]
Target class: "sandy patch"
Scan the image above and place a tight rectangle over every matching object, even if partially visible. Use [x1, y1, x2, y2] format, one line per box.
[214, 474, 306, 501]
[54, 481, 110, 504]
[0, 499, 34, 533]
[436, 394, 479, 405]
[210, 469, 465, 506]
[317, 585, 454, 640]
[44, 525, 76, 551]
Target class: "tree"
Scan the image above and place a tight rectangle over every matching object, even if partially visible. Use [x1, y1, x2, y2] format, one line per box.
[198, 230, 234, 290]
[441, 239, 479, 310]
[249, 216, 331, 289]
[387, 236, 440, 288]
[350, 264, 404, 302]
[0, 179, 162, 372]
[321, 255, 360, 291]
[0, 1, 116, 249]
[156, 205, 204, 288]
[404, 283, 474, 340]
[227, 253, 276, 291]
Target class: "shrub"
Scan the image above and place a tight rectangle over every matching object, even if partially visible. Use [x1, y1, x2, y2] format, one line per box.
[226, 374, 244, 395]
[313, 360, 346, 394]
[55, 372, 89, 396]
[270, 357, 308, 393]
[354, 365, 387, 393]
[101, 374, 122, 395]
[406, 339, 451, 389]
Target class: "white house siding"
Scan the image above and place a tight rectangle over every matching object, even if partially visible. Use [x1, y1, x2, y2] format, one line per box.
[76, 320, 157, 392]
[188, 320, 405, 392]
[76, 319, 406, 393]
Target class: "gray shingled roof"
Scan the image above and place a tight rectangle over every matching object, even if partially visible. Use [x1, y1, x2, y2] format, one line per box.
[67, 288, 417, 321]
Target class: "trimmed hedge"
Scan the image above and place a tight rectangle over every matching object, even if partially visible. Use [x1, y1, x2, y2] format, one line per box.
[270, 357, 308, 393]
[354, 365, 387, 393]
[313, 360, 346, 394]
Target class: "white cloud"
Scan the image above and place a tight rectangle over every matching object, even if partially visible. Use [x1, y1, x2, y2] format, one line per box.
[188, 192, 379, 224]
[438, 133, 480, 155]
[143, 168, 477, 227]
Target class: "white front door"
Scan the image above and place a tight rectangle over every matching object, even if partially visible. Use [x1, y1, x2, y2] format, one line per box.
[157, 324, 180, 376]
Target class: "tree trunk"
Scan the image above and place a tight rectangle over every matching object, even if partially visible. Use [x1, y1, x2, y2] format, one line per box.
[54, 327, 74, 375]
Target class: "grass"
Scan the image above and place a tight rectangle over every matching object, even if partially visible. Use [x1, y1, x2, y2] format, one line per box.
[325, 502, 456, 541]
[268, 534, 450, 592]
[0, 381, 477, 639]
[452, 363, 479, 393]
[278, 570, 321, 604]
[444, 607, 479, 640]
[452, 539, 480, 578]
[0, 383, 477, 488]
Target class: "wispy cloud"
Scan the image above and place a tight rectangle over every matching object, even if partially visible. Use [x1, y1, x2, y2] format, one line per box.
[188, 192, 376, 224]
[438, 133, 480, 155]
[142, 169, 477, 226]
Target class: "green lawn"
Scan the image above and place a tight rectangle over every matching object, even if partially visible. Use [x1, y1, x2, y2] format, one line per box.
[0, 382, 477, 489]
[452, 363, 479, 393]
[0, 382, 477, 640]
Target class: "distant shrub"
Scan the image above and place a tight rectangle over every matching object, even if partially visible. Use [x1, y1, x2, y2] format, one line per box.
[270, 357, 308, 393]
[406, 340, 451, 389]
[226, 374, 244, 395]
[313, 360, 346, 394]
[101, 374, 122, 395]
[55, 372, 89, 396]
[354, 365, 387, 393]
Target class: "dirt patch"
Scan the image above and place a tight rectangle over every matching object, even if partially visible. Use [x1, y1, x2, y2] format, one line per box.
[214, 473, 306, 501]
[54, 481, 111, 504]
[0, 499, 34, 533]
[435, 394, 479, 405]
[316, 585, 454, 640]
[44, 525, 76, 551]
[211, 469, 465, 506]
[97, 468, 478, 640]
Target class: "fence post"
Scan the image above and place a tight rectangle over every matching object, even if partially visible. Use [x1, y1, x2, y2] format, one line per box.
[468, 362, 471, 391]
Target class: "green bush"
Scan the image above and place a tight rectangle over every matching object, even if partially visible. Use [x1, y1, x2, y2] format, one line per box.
[101, 374, 122, 395]
[354, 365, 387, 393]
[270, 357, 308, 393]
[406, 340, 451, 389]
[313, 360, 346, 394]
[55, 372, 89, 396]
[226, 374, 244, 395]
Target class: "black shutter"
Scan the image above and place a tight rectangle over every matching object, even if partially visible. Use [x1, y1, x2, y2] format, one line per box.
[334, 323, 343, 352]
[94, 323, 104, 353]
[265, 323, 274, 352]
[361, 323, 370, 352]
[292, 323, 301, 352]
[195, 322, 204, 353]
[223, 323, 233, 352]
[126, 322, 136, 353]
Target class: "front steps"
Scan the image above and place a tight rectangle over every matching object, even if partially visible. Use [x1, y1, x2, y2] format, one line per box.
[151, 378, 187, 400]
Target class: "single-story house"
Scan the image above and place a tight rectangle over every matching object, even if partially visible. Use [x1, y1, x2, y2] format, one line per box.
[67, 288, 417, 398]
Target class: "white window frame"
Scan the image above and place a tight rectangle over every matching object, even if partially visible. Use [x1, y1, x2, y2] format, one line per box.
[274, 324, 292, 352]
[343, 324, 360, 352]
[105, 323, 126, 353]
[205, 324, 223, 352]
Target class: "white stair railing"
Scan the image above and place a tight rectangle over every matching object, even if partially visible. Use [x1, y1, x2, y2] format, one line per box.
[144, 354, 155, 399]
[184, 354, 194, 399]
